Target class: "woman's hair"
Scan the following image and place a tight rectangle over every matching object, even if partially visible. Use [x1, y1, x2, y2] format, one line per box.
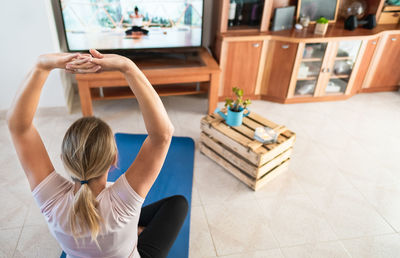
[61, 117, 117, 245]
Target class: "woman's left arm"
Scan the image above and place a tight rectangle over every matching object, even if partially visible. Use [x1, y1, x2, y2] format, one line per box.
[6, 53, 99, 191]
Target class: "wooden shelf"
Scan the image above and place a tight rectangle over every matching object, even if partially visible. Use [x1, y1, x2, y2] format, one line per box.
[330, 75, 350, 79]
[335, 56, 353, 61]
[302, 58, 323, 62]
[91, 85, 208, 101]
[297, 77, 318, 81]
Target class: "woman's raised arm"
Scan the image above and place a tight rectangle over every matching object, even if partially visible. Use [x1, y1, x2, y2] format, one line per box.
[7, 53, 99, 190]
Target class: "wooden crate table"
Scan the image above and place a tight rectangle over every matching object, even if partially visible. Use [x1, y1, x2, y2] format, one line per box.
[199, 111, 296, 191]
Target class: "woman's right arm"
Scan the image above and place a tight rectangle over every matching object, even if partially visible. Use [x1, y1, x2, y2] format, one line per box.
[86, 50, 174, 198]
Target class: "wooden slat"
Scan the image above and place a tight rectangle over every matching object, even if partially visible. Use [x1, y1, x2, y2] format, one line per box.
[246, 112, 279, 129]
[200, 143, 257, 189]
[200, 143, 290, 191]
[201, 131, 293, 179]
[254, 160, 290, 191]
[259, 134, 296, 166]
[200, 132, 258, 178]
[200, 118, 259, 165]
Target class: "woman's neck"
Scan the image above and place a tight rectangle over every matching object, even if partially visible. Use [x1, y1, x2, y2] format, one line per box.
[73, 174, 107, 197]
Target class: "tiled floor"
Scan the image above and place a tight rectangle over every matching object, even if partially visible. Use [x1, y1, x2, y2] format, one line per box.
[1, 91, 400, 257]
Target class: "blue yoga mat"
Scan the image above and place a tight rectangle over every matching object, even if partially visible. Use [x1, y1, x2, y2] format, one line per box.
[61, 133, 195, 258]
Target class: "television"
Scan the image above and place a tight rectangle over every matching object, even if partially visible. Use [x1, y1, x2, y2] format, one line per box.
[58, 0, 204, 52]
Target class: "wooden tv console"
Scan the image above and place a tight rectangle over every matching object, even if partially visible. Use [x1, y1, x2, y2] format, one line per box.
[75, 48, 220, 116]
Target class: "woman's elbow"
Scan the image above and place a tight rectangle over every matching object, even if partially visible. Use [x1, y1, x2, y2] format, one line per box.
[152, 124, 174, 143]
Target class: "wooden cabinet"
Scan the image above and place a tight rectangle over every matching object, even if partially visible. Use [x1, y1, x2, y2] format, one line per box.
[362, 33, 400, 92]
[283, 40, 365, 101]
[220, 40, 263, 98]
[261, 40, 298, 100]
[351, 37, 380, 94]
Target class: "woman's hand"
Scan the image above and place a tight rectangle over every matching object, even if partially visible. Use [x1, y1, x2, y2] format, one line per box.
[37, 53, 82, 71]
[88, 49, 134, 73]
[64, 49, 134, 73]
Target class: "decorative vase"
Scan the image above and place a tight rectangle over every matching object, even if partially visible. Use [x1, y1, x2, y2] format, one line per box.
[215, 107, 250, 127]
[314, 23, 328, 35]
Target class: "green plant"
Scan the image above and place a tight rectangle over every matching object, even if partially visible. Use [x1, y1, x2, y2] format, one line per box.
[224, 87, 251, 112]
[316, 17, 329, 24]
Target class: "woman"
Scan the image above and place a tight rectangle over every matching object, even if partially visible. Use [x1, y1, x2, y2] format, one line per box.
[126, 6, 149, 36]
[7, 49, 188, 258]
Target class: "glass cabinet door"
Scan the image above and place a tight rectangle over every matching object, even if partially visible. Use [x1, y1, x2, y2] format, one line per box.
[324, 40, 362, 95]
[294, 43, 328, 96]
[227, 0, 265, 30]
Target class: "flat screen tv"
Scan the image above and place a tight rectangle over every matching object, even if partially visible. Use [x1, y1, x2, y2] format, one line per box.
[58, 0, 204, 52]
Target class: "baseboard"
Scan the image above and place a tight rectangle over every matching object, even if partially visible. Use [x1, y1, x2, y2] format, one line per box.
[359, 86, 399, 93]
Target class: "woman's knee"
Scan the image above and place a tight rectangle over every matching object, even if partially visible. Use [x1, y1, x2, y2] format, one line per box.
[168, 195, 189, 216]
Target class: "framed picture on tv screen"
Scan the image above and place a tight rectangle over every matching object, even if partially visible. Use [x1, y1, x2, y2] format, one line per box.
[58, 0, 204, 51]
[296, 0, 340, 23]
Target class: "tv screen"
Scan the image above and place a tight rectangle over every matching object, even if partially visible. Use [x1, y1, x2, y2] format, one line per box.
[59, 0, 204, 51]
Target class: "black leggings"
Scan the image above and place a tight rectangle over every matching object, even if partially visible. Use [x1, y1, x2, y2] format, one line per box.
[125, 26, 149, 35]
[137, 195, 188, 258]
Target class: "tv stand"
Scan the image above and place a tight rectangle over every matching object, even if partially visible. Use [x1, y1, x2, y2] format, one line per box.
[75, 48, 220, 116]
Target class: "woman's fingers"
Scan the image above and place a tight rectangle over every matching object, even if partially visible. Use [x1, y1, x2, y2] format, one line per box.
[89, 49, 104, 58]
[68, 65, 101, 74]
[67, 57, 91, 66]
[66, 61, 96, 70]
[62, 53, 80, 63]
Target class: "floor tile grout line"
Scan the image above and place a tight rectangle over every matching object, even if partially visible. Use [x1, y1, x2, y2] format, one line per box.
[12, 203, 31, 258]
[200, 203, 219, 257]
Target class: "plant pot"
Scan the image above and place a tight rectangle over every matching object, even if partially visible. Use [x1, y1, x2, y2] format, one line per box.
[314, 23, 328, 35]
[215, 107, 250, 127]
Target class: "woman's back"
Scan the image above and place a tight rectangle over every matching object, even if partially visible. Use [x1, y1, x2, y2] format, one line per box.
[33, 171, 144, 258]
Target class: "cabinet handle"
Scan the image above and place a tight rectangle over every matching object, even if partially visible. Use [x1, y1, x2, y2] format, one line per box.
[391, 38, 397, 42]
[282, 45, 289, 49]
[253, 43, 260, 48]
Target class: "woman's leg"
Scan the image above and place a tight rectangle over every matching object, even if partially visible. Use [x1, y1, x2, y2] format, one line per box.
[137, 195, 188, 258]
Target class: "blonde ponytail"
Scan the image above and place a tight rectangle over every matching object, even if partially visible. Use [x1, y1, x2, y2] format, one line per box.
[61, 117, 117, 245]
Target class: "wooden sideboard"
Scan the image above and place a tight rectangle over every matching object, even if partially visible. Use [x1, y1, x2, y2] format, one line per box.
[211, 0, 400, 103]
[76, 48, 220, 116]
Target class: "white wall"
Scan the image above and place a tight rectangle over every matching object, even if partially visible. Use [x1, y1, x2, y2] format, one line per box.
[0, 0, 67, 111]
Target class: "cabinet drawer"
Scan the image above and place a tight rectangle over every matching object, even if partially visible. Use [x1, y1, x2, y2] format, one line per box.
[378, 12, 400, 24]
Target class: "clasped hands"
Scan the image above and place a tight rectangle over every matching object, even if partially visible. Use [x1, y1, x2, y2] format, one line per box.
[37, 49, 132, 74]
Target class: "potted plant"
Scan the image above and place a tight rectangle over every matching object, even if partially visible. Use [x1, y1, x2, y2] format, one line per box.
[314, 17, 329, 35]
[215, 87, 251, 126]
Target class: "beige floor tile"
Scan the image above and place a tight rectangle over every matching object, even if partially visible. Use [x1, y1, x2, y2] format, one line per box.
[0, 227, 21, 257]
[189, 206, 216, 258]
[357, 184, 400, 232]
[308, 188, 394, 239]
[341, 233, 400, 258]
[203, 199, 278, 256]
[0, 188, 29, 230]
[191, 185, 202, 207]
[220, 248, 284, 258]
[280, 242, 351, 258]
[257, 194, 337, 247]
[14, 225, 61, 258]
[194, 158, 256, 205]
[254, 169, 304, 199]
[24, 200, 47, 227]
